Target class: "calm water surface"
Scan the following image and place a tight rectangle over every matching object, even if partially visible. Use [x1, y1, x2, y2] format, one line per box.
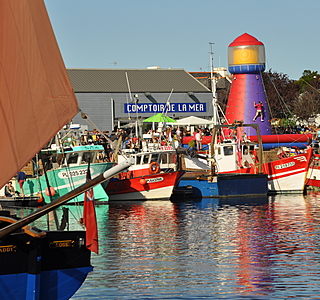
[69, 192, 320, 299]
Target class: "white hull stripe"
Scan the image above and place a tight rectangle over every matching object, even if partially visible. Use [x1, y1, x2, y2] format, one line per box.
[268, 168, 305, 179]
[109, 186, 174, 201]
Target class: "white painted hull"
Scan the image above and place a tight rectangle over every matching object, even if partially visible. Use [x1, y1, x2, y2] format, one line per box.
[108, 186, 174, 201]
[268, 170, 308, 193]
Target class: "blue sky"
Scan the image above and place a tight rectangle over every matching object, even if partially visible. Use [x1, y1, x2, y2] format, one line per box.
[44, 0, 319, 80]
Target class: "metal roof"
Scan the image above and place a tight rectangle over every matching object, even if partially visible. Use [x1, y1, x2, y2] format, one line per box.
[67, 68, 210, 93]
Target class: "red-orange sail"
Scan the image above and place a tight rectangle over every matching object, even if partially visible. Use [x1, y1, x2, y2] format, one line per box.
[0, 0, 79, 188]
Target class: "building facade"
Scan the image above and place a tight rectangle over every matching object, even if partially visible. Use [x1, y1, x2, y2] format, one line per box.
[68, 68, 217, 132]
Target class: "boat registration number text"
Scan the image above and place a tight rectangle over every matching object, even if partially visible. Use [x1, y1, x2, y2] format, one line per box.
[0, 245, 17, 253]
[146, 177, 164, 184]
[58, 168, 88, 179]
[49, 240, 75, 249]
[275, 162, 295, 170]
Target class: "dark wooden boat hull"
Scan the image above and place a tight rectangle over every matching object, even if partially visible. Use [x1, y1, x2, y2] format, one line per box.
[0, 196, 44, 208]
[0, 230, 92, 299]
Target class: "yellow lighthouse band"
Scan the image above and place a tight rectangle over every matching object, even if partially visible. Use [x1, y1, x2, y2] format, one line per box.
[229, 45, 265, 65]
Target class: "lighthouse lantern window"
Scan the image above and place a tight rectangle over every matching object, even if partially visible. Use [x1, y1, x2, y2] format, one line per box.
[228, 45, 265, 66]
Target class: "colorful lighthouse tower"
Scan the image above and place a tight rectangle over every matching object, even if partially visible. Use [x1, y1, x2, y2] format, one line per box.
[225, 33, 272, 135]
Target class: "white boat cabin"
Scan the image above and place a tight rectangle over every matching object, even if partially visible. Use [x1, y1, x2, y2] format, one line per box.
[184, 140, 258, 172]
[55, 145, 104, 168]
[118, 149, 177, 177]
[214, 140, 257, 172]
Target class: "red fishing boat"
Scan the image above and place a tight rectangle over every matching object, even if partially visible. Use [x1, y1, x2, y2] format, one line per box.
[107, 148, 184, 200]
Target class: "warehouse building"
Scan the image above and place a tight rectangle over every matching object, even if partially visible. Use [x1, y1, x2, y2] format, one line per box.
[68, 68, 226, 132]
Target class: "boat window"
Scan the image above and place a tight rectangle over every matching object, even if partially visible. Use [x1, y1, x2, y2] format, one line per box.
[136, 155, 142, 165]
[223, 146, 233, 156]
[82, 152, 95, 164]
[67, 153, 79, 164]
[243, 145, 248, 155]
[162, 153, 168, 164]
[150, 154, 159, 163]
[143, 155, 149, 164]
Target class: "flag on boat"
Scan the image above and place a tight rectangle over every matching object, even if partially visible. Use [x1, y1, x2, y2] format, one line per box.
[236, 127, 243, 167]
[83, 164, 99, 254]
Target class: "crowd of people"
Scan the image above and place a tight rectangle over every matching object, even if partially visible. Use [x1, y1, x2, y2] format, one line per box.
[68, 126, 214, 159]
[58, 122, 319, 163]
[272, 124, 316, 135]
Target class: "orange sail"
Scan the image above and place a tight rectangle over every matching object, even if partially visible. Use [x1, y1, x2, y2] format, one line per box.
[0, 0, 79, 188]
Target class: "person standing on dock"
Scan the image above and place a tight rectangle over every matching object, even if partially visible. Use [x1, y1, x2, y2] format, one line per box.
[195, 129, 203, 151]
[17, 171, 27, 197]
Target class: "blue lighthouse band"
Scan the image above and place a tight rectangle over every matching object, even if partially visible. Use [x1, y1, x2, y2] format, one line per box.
[229, 64, 265, 74]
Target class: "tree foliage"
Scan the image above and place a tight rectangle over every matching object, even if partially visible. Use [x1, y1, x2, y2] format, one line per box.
[295, 70, 319, 92]
[262, 69, 299, 119]
[292, 71, 320, 121]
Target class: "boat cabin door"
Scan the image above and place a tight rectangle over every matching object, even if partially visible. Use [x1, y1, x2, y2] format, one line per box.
[214, 143, 238, 172]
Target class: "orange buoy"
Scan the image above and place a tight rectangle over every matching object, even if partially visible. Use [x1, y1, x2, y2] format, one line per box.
[45, 187, 56, 196]
[140, 178, 146, 185]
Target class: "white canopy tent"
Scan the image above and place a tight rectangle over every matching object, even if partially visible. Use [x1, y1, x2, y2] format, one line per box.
[166, 116, 214, 133]
[167, 116, 214, 126]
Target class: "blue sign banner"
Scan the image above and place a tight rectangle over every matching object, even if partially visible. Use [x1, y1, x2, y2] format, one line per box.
[124, 103, 207, 114]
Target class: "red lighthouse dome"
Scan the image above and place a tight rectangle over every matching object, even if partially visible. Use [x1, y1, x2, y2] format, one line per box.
[228, 33, 265, 74]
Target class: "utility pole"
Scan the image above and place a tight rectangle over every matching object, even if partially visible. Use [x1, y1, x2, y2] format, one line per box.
[209, 42, 218, 125]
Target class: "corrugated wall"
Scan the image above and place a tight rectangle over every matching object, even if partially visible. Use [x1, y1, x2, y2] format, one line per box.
[72, 92, 213, 132]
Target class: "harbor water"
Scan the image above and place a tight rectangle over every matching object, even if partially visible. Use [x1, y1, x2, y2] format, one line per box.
[66, 192, 320, 299]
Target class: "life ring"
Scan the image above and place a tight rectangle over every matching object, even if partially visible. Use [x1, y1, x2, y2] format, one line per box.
[45, 187, 56, 197]
[149, 162, 160, 174]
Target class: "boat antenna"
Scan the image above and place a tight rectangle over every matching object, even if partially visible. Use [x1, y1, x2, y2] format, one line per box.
[125, 72, 139, 138]
[157, 88, 174, 147]
[209, 42, 219, 126]
[209, 42, 229, 126]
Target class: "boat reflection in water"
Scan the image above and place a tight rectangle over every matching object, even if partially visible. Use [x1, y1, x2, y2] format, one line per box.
[72, 192, 320, 299]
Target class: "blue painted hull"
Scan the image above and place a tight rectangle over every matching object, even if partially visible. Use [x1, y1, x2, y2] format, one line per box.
[0, 266, 92, 300]
[0, 230, 92, 300]
[179, 173, 268, 198]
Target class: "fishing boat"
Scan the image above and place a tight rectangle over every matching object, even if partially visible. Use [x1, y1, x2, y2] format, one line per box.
[216, 139, 313, 194]
[16, 144, 115, 203]
[0, 1, 133, 299]
[306, 153, 320, 189]
[106, 147, 184, 200]
[180, 125, 312, 194]
[179, 123, 269, 198]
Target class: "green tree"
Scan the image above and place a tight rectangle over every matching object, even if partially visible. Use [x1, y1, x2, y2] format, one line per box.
[295, 70, 319, 92]
[262, 69, 299, 119]
[293, 71, 320, 121]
